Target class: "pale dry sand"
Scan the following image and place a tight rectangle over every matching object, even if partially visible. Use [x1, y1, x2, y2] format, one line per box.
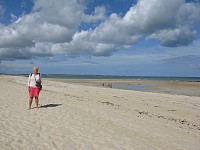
[0, 75, 200, 150]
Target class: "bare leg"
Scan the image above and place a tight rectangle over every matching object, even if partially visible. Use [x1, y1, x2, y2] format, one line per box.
[28, 97, 33, 110]
[35, 97, 39, 109]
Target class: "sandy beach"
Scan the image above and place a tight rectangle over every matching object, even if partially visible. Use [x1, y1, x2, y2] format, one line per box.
[0, 75, 200, 150]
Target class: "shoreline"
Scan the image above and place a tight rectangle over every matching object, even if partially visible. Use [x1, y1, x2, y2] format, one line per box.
[43, 78, 200, 97]
[3, 74, 200, 82]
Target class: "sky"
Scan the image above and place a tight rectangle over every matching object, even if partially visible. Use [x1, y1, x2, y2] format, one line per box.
[0, 0, 200, 76]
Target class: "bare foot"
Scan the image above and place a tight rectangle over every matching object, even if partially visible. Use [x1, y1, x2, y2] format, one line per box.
[27, 108, 31, 110]
[36, 107, 39, 110]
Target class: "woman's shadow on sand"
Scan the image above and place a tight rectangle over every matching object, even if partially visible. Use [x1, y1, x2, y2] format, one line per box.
[39, 104, 62, 108]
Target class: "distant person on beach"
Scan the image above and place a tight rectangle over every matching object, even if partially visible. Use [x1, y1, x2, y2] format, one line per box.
[27, 67, 42, 110]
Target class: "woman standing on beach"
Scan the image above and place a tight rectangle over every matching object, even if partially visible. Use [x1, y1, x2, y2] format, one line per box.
[27, 67, 42, 110]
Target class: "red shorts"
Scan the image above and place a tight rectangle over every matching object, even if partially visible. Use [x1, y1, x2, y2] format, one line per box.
[29, 87, 41, 97]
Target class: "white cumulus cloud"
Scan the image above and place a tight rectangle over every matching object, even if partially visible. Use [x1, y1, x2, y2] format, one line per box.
[148, 27, 197, 47]
[51, 0, 200, 56]
[0, 25, 34, 48]
[0, 0, 200, 61]
[82, 6, 107, 23]
[123, 0, 184, 33]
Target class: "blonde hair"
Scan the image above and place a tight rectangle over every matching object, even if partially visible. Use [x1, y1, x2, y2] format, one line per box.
[33, 66, 39, 71]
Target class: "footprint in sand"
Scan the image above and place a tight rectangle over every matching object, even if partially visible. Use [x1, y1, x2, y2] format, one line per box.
[36, 132, 40, 137]
[52, 140, 58, 149]
[39, 125, 42, 132]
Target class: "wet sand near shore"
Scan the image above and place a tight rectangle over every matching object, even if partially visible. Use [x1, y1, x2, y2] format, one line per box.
[44, 78, 200, 97]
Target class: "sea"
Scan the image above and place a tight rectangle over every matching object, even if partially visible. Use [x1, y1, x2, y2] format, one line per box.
[40, 74, 200, 82]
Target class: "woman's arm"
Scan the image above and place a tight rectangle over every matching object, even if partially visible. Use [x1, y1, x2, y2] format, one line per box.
[28, 74, 31, 91]
[39, 74, 43, 89]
